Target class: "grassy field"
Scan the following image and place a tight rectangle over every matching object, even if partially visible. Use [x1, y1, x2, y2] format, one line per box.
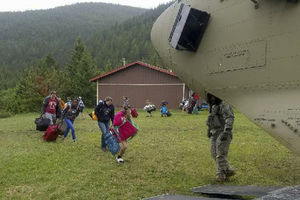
[0, 109, 299, 200]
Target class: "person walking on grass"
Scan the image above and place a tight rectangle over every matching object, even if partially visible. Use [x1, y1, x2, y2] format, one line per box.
[122, 96, 130, 107]
[41, 91, 61, 125]
[78, 96, 85, 119]
[95, 96, 115, 152]
[62, 98, 80, 142]
[113, 106, 138, 163]
[144, 99, 155, 117]
[206, 93, 235, 182]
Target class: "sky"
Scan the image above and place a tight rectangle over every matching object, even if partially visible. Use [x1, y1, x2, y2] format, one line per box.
[0, 0, 172, 12]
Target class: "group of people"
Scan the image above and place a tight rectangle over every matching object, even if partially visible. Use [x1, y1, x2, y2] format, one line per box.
[181, 92, 201, 114]
[40, 91, 235, 181]
[41, 92, 136, 164]
[41, 91, 85, 142]
[143, 99, 171, 117]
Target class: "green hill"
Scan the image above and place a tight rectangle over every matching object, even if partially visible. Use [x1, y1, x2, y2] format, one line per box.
[0, 3, 146, 70]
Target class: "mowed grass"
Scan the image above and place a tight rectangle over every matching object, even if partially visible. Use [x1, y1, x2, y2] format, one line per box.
[0, 109, 299, 200]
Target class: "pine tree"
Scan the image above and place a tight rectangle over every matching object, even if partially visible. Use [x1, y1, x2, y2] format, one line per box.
[65, 38, 98, 106]
[10, 56, 61, 113]
[14, 67, 46, 112]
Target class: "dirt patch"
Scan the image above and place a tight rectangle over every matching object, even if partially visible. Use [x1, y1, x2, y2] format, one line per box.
[6, 185, 34, 197]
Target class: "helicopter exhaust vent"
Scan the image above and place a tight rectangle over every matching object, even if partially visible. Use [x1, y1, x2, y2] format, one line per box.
[169, 4, 210, 52]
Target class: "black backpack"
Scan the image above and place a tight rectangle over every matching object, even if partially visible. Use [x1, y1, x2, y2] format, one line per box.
[166, 111, 172, 117]
[35, 117, 50, 131]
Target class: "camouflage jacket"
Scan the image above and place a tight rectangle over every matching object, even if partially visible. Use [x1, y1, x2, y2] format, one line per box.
[206, 102, 234, 132]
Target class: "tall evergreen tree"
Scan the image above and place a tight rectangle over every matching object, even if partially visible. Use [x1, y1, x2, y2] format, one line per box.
[65, 38, 98, 106]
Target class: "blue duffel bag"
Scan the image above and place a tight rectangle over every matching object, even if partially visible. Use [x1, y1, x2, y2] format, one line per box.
[104, 131, 120, 155]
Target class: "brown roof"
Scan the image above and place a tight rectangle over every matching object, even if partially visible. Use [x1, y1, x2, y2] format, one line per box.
[89, 61, 177, 82]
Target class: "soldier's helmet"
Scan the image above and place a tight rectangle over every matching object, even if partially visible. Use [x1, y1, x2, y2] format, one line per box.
[206, 93, 222, 105]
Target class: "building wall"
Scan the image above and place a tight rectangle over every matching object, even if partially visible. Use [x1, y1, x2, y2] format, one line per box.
[99, 64, 182, 84]
[98, 84, 187, 109]
[97, 64, 189, 109]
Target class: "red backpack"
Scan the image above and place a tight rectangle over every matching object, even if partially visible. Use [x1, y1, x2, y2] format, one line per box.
[131, 108, 138, 118]
[43, 124, 62, 141]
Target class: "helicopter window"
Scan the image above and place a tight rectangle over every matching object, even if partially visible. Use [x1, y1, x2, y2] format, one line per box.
[169, 4, 210, 52]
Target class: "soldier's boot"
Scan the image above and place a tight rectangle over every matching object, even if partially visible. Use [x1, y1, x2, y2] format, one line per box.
[216, 173, 226, 182]
[226, 169, 236, 178]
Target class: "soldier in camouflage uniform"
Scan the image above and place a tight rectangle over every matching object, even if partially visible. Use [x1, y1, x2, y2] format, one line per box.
[206, 93, 236, 182]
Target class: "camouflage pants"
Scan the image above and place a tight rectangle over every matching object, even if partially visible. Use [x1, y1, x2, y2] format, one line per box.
[210, 129, 233, 175]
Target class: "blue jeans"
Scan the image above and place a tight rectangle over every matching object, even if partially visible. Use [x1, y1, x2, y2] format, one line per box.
[64, 119, 76, 140]
[98, 121, 110, 148]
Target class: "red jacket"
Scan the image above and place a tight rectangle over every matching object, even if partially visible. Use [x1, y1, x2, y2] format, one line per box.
[193, 93, 199, 100]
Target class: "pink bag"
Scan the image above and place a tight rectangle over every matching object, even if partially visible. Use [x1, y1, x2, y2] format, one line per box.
[113, 110, 138, 142]
[112, 121, 138, 142]
[119, 121, 138, 141]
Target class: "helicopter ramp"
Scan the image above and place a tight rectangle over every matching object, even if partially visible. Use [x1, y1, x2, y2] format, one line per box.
[144, 185, 300, 200]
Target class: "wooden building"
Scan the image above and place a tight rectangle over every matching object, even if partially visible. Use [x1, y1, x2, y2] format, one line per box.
[89, 61, 189, 109]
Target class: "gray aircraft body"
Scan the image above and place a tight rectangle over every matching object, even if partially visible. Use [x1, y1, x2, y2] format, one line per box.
[151, 0, 300, 155]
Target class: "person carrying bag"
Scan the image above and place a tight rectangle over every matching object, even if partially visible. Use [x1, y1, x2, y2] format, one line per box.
[94, 97, 115, 152]
[112, 106, 138, 163]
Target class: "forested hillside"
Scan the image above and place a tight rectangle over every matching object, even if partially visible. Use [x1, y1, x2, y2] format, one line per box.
[86, 3, 171, 69]
[0, 3, 146, 71]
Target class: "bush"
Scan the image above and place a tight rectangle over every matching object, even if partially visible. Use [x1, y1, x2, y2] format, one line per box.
[0, 88, 20, 113]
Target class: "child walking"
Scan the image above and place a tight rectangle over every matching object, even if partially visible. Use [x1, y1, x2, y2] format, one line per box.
[63, 98, 80, 142]
[113, 106, 138, 163]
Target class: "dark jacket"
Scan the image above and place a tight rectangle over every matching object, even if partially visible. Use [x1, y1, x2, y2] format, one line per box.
[207, 102, 234, 133]
[94, 101, 115, 123]
[63, 105, 79, 121]
[41, 96, 61, 118]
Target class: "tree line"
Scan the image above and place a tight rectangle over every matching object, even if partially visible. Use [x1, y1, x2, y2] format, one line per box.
[0, 38, 99, 114]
